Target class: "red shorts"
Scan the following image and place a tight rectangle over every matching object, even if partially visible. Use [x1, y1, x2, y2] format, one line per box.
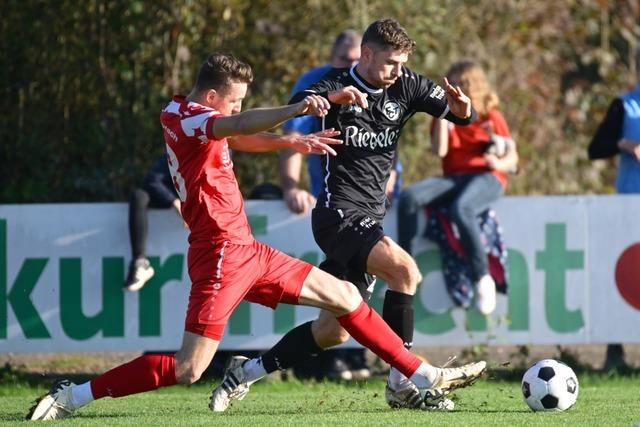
[184, 240, 313, 340]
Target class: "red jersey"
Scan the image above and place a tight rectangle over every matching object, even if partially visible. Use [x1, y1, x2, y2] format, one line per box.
[160, 95, 253, 246]
[440, 109, 510, 188]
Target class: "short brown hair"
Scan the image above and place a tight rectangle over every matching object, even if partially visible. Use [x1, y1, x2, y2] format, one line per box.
[446, 60, 499, 116]
[194, 52, 253, 93]
[362, 18, 415, 53]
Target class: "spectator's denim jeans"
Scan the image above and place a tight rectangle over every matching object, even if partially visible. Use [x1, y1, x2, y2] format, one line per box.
[397, 173, 504, 281]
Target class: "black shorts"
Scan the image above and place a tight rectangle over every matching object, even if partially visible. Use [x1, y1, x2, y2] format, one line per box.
[311, 206, 384, 298]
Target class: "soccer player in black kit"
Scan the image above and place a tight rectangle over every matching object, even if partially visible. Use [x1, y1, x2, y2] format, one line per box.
[213, 18, 483, 412]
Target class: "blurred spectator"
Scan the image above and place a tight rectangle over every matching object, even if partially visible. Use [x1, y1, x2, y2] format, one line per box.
[124, 155, 183, 291]
[397, 60, 518, 315]
[587, 47, 640, 370]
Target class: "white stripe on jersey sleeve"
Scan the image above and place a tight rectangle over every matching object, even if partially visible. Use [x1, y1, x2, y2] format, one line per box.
[163, 101, 181, 114]
[438, 104, 450, 119]
[180, 111, 218, 142]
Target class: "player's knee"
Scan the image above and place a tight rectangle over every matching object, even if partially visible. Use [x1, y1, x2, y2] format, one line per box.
[331, 281, 362, 316]
[392, 256, 422, 292]
[331, 328, 351, 345]
[175, 365, 204, 385]
[343, 280, 364, 310]
[316, 324, 351, 347]
[174, 358, 206, 385]
[312, 315, 351, 348]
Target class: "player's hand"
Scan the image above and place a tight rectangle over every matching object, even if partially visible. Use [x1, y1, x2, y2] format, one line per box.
[443, 77, 472, 119]
[284, 187, 316, 214]
[287, 128, 342, 156]
[297, 94, 331, 117]
[328, 86, 368, 109]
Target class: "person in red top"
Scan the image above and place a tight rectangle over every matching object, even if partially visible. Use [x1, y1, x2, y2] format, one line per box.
[28, 52, 486, 421]
[397, 59, 519, 315]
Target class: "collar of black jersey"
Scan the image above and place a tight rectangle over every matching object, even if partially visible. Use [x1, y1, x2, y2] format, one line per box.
[349, 65, 384, 95]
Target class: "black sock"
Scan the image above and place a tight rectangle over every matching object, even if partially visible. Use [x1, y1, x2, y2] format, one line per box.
[382, 290, 414, 349]
[261, 321, 323, 373]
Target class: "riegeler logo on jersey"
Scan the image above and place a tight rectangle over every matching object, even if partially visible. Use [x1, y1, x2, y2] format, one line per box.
[344, 126, 400, 150]
[383, 101, 401, 121]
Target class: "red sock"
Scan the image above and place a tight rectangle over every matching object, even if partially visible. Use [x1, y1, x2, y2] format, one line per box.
[337, 302, 422, 378]
[90, 354, 177, 399]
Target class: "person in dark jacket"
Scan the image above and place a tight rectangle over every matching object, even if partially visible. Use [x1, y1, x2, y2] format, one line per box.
[587, 47, 640, 370]
[125, 155, 183, 291]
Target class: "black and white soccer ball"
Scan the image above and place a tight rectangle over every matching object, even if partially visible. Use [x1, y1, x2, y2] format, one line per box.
[521, 359, 579, 412]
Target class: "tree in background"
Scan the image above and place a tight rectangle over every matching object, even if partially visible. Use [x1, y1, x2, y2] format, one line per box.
[1, 0, 638, 202]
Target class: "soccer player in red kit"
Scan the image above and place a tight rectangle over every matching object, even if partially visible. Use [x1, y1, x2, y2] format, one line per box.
[28, 52, 485, 421]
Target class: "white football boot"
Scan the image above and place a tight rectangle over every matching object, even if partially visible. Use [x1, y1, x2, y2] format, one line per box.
[27, 379, 76, 420]
[427, 361, 487, 397]
[210, 356, 258, 412]
[385, 381, 455, 411]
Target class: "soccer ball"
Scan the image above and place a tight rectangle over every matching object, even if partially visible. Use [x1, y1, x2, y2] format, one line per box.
[521, 359, 579, 411]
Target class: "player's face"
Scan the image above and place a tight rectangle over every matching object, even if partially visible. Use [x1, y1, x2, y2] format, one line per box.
[209, 82, 248, 115]
[362, 47, 408, 89]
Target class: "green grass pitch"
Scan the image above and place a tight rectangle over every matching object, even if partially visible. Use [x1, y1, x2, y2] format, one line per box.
[2, 376, 639, 426]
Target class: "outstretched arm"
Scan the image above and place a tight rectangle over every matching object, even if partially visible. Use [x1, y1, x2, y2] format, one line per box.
[229, 129, 341, 154]
[290, 86, 368, 109]
[212, 95, 330, 139]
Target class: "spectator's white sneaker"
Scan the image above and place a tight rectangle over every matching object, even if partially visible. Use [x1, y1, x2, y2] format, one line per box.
[27, 379, 76, 420]
[385, 381, 454, 411]
[210, 356, 257, 412]
[124, 258, 155, 292]
[475, 275, 496, 315]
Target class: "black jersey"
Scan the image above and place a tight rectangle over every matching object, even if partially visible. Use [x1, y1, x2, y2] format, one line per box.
[290, 65, 474, 221]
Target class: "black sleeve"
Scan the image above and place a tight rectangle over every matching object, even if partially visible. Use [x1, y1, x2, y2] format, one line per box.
[142, 156, 178, 205]
[444, 107, 476, 125]
[588, 98, 623, 160]
[288, 71, 342, 105]
[406, 68, 476, 125]
[406, 69, 449, 117]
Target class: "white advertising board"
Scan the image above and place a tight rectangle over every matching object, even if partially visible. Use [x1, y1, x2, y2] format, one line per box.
[1, 196, 639, 352]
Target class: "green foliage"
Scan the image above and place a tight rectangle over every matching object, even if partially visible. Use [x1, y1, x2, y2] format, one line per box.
[1, 0, 638, 202]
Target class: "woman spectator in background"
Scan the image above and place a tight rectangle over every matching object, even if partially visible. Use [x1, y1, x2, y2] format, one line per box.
[397, 59, 519, 315]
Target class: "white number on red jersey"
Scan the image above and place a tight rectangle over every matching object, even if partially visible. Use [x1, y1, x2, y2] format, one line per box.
[166, 144, 187, 202]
